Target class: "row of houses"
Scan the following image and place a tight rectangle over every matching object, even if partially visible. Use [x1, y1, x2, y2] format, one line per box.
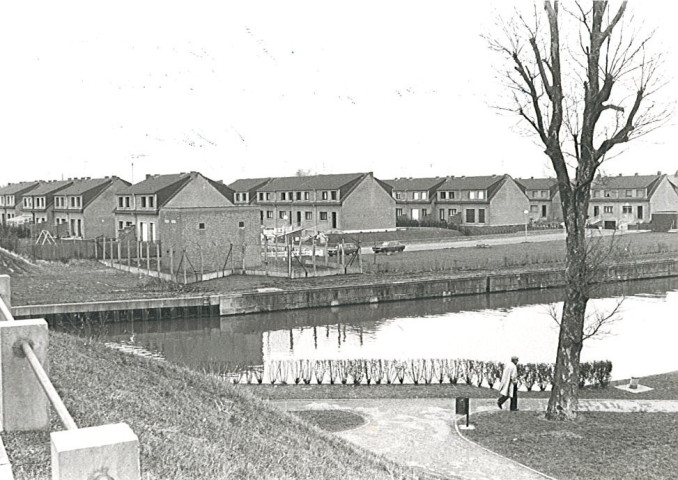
[2, 171, 678, 242]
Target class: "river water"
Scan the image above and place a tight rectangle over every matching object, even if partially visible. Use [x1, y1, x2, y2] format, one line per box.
[88, 277, 678, 381]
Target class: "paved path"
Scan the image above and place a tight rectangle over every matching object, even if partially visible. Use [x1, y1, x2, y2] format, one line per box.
[272, 397, 678, 480]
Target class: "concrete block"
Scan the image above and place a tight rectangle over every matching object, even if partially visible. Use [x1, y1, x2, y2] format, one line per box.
[0, 319, 49, 432]
[0, 275, 10, 309]
[0, 436, 14, 480]
[51, 423, 139, 480]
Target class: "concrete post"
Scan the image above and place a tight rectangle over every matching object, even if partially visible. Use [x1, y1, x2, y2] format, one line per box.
[51, 423, 140, 480]
[0, 275, 10, 309]
[0, 319, 50, 432]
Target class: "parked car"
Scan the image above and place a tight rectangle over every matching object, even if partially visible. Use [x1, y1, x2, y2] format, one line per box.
[372, 241, 405, 254]
[327, 242, 359, 257]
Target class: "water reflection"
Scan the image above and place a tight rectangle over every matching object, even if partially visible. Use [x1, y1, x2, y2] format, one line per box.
[73, 277, 678, 381]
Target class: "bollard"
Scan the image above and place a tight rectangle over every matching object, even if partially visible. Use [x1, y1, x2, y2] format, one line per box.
[51, 423, 140, 480]
[0, 319, 50, 431]
[0, 275, 10, 312]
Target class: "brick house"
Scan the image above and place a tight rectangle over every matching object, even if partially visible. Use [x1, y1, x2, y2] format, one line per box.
[115, 172, 235, 241]
[230, 172, 395, 233]
[381, 177, 447, 222]
[52, 176, 131, 239]
[588, 174, 678, 229]
[515, 177, 563, 223]
[159, 206, 261, 274]
[21, 180, 74, 226]
[434, 175, 529, 227]
[0, 181, 39, 225]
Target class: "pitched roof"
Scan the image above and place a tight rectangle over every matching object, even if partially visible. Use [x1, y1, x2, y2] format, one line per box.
[515, 178, 558, 190]
[257, 173, 366, 192]
[27, 180, 74, 196]
[56, 177, 113, 195]
[0, 181, 39, 195]
[592, 174, 661, 190]
[437, 175, 506, 191]
[382, 177, 447, 191]
[228, 178, 271, 191]
[120, 173, 190, 194]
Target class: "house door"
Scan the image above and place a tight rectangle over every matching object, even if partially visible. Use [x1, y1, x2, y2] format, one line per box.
[541, 205, 547, 218]
[637, 206, 643, 220]
[70, 219, 76, 236]
[260, 210, 264, 224]
[296, 211, 302, 225]
[288, 212, 292, 225]
[331, 212, 337, 229]
[593, 206, 600, 217]
[139, 222, 147, 241]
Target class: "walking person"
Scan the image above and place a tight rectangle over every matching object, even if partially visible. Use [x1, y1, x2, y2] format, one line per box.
[497, 356, 519, 411]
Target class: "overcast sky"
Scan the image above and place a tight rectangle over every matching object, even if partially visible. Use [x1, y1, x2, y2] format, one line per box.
[2, 1, 676, 185]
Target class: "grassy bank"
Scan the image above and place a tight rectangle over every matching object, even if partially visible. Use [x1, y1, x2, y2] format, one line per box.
[2, 332, 439, 480]
[4, 231, 678, 307]
[463, 411, 678, 480]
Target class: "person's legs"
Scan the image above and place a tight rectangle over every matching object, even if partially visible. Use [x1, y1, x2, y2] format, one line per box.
[510, 384, 518, 411]
[497, 395, 509, 409]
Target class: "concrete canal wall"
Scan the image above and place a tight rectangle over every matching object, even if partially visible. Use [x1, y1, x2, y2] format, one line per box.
[11, 259, 678, 322]
[219, 259, 678, 316]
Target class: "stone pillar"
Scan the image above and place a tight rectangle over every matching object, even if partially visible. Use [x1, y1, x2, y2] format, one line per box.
[0, 319, 50, 431]
[51, 423, 140, 480]
[0, 275, 10, 309]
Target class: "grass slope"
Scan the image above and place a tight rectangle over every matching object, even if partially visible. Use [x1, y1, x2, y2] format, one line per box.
[2, 332, 439, 480]
[464, 411, 678, 480]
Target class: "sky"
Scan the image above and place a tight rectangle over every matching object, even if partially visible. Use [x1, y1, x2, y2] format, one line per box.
[1, 1, 676, 186]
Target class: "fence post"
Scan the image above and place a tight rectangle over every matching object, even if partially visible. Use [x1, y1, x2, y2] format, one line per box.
[0, 318, 50, 431]
[109, 240, 114, 267]
[103, 237, 107, 263]
[94, 239, 98, 260]
[169, 248, 175, 282]
[146, 242, 151, 275]
[156, 243, 161, 276]
[117, 241, 122, 266]
[127, 239, 131, 271]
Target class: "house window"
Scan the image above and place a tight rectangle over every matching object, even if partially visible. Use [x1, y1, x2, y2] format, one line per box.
[141, 197, 146, 208]
[465, 209, 475, 223]
[625, 190, 633, 198]
[118, 221, 124, 231]
[593, 206, 600, 216]
[478, 209, 486, 223]
[439, 209, 445, 220]
[540, 190, 548, 198]
[322, 191, 328, 200]
[296, 192, 302, 201]
[320, 212, 328, 221]
[395, 192, 401, 200]
[530, 205, 539, 213]
[396, 208, 403, 217]
[422, 209, 428, 217]
[448, 208, 457, 216]
[636, 189, 644, 198]
[413, 192, 421, 200]
[331, 191, 337, 200]
[604, 206, 613, 214]
[198, 223, 205, 230]
[125, 197, 131, 208]
[258, 192, 264, 201]
[439, 191, 447, 200]
[279, 211, 287, 219]
[637, 206, 644, 219]
[622, 205, 633, 214]
[238, 221, 245, 228]
[281, 192, 286, 201]
[604, 191, 611, 198]
[305, 212, 312, 220]
[304, 192, 310, 200]
[267, 210, 273, 219]
[236, 193, 241, 202]
[118, 197, 124, 208]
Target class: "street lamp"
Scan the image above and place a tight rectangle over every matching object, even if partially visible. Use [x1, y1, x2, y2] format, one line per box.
[523, 210, 529, 242]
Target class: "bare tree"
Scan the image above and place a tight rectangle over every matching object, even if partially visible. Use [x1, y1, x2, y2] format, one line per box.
[489, 1, 668, 419]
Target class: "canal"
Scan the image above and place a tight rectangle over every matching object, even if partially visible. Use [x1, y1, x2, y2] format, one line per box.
[76, 277, 678, 382]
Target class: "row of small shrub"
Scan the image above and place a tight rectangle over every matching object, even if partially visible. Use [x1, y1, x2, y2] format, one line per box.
[223, 358, 613, 389]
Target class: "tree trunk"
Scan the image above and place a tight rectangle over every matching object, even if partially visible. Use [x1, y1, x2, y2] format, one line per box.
[546, 188, 590, 420]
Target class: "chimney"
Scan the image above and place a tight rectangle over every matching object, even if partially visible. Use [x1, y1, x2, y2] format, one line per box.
[146, 174, 152, 180]
[658, 170, 662, 175]
[618, 173, 622, 176]
[635, 173, 638, 176]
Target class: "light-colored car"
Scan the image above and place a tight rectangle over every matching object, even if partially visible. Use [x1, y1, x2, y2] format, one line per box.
[372, 241, 405, 254]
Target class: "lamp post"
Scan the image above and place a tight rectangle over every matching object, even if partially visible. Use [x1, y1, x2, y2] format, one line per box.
[523, 210, 529, 242]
